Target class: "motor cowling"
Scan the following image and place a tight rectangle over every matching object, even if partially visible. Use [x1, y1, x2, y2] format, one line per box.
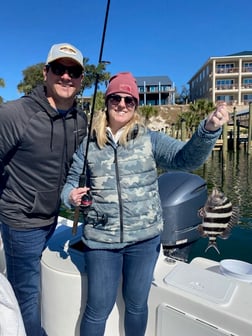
[158, 171, 207, 261]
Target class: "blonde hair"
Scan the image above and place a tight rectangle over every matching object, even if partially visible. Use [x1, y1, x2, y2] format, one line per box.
[91, 109, 144, 148]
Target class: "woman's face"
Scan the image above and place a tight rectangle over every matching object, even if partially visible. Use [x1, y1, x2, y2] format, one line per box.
[107, 93, 137, 133]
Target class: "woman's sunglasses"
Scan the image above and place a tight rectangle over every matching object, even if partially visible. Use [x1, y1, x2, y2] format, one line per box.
[47, 62, 83, 79]
[108, 94, 136, 108]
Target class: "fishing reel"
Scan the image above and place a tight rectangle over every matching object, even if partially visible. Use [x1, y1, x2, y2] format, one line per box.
[79, 192, 92, 216]
[79, 192, 108, 227]
[72, 191, 93, 235]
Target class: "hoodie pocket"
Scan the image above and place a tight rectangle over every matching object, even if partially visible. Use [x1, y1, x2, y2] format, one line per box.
[25, 188, 60, 217]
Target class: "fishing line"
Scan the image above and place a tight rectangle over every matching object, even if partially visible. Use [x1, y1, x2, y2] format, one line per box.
[80, 0, 111, 187]
[72, 0, 111, 234]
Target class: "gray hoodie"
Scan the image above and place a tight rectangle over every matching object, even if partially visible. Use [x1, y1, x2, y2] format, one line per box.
[0, 85, 87, 228]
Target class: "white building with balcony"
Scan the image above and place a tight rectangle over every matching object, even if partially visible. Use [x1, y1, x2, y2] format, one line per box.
[188, 51, 252, 106]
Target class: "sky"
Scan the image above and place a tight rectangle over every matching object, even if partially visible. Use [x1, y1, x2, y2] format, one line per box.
[1, 0, 252, 101]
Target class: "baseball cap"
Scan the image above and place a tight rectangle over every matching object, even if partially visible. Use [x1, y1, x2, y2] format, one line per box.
[46, 43, 84, 69]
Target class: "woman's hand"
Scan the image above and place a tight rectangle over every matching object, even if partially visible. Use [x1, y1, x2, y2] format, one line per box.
[69, 187, 90, 206]
[205, 102, 229, 132]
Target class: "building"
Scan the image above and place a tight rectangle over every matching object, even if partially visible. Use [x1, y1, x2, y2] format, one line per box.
[135, 76, 175, 106]
[80, 75, 176, 108]
[188, 51, 252, 106]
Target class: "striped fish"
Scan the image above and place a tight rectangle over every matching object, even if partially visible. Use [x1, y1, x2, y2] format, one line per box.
[198, 187, 239, 254]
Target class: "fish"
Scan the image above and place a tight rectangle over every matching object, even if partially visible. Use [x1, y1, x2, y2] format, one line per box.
[198, 187, 239, 254]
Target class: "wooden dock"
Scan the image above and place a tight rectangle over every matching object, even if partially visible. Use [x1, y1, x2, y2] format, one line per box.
[213, 139, 223, 151]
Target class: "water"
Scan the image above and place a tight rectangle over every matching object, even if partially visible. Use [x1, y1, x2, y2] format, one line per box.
[193, 148, 252, 228]
[189, 148, 252, 263]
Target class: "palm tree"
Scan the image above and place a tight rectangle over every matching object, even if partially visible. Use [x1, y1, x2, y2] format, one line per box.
[0, 78, 5, 104]
[189, 99, 215, 119]
[139, 105, 158, 125]
[176, 99, 215, 136]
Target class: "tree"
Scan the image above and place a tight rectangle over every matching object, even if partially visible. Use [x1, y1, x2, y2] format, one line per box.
[81, 90, 106, 121]
[189, 99, 215, 119]
[81, 58, 110, 96]
[0, 78, 5, 104]
[92, 91, 106, 112]
[180, 85, 190, 104]
[176, 99, 215, 134]
[139, 105, 158, 125]
[175, 85, 190, 104]
[17, 63, 45, 95]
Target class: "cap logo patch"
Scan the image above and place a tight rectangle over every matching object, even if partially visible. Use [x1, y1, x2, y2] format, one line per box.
[59, 46, 77, 55]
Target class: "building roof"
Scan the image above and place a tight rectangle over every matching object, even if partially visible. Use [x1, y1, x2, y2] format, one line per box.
[227, 51, 252, 56]
[135, 75, 173, 86]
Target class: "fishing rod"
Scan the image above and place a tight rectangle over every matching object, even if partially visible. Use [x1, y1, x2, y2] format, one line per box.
[72, 0, 111, 234]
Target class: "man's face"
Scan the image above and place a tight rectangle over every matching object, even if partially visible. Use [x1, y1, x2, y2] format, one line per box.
[43, 58, 83, 108]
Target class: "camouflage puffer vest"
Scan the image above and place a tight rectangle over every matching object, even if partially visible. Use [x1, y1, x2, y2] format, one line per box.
[82, 129, 163, 249]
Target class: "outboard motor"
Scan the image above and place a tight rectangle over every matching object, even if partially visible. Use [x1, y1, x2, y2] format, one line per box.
[158, 171, 207, 262]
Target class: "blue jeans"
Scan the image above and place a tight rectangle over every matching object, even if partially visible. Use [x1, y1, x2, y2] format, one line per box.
[1, 221, 57, 336]
[80, 235, 161, 336]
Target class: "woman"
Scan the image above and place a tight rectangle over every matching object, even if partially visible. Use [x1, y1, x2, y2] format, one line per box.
[61, 72, 229, 336]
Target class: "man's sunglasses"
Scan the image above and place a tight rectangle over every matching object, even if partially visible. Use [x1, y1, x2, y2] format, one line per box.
[47, 62, 83, 79]
[108, 94, 136, 108]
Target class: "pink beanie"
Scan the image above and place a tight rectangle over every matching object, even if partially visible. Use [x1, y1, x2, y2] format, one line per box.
[105, 72, 139, 104]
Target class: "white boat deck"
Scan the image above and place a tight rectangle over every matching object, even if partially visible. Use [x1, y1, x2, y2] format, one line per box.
[41, 218, 252, 336]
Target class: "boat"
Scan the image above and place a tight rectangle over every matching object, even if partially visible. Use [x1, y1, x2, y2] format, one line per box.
[1, 171, 252, 335]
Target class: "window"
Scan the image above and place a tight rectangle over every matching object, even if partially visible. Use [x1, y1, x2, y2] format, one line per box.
[149, 86, 157, 93]
[216, 79, 234, 85]
[216, 95, 233, 102]
[161, 85, 169, 92]
[244, 94, 252, 100]
[243, 62, 252, 71]
[216, 63, 234, 73]
[243, 78, 252, 84]
[216, 79, 234, 90]
[146, 99, 156, 105]
[243, 94, 252, 104]
[243, 79, 252, 88]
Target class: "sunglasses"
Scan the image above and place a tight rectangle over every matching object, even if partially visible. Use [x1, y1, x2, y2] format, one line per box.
[108, 94, 136, 108]
[48, 62, 83, 79]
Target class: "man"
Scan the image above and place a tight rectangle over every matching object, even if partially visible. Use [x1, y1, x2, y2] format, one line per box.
[0, 43, 87, 336]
